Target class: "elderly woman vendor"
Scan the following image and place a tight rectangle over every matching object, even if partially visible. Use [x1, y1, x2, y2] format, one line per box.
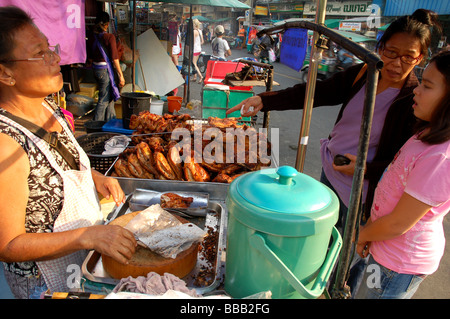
[0, 6, 136, 298]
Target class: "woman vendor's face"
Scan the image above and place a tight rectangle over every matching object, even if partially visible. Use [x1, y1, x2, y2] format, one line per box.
[8, 24, 63, 96]
[412, 62, 446, 122]
[379, 32, 423, 84]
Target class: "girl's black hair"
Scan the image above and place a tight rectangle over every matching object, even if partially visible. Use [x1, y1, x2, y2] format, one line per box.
[0, 6, 34, 63]
[376, 9, 442, 59]
[416, 50, 450, 144]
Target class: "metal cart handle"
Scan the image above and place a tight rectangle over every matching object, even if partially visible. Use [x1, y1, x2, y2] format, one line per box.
[249, 226, 342, 299]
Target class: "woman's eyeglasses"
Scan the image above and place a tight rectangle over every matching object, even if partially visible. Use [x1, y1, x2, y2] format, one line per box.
[381, 48, 422, 65]
[0, 44, 60, 65]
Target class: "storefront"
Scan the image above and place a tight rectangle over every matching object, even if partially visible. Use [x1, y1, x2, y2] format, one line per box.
[303, 1, 373, 19]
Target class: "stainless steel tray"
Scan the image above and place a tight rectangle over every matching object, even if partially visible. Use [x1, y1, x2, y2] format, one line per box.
[81, 195, 227, 295]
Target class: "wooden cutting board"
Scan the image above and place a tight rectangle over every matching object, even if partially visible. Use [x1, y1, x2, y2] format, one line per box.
[102, 211, 199, 279]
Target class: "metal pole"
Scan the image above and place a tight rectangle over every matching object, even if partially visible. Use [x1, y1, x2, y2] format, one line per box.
[331, 64, 379, 298]
[132, 0, 136, 92]
[187, 5, 193, 103]
[294, 0, 327, 172]
[263, 67, 273, 128]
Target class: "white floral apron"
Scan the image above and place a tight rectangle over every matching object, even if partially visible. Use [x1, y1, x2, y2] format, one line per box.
[0, 102, 103, 293]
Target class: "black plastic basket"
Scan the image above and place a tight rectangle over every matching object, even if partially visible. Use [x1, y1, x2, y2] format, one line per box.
[76, 132, 128, 174]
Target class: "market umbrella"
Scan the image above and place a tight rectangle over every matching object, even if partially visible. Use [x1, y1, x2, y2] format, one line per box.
[190, 15, 211, 22]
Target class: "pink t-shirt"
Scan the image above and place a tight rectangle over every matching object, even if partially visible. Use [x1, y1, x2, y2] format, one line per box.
[370, 134, 450, 275]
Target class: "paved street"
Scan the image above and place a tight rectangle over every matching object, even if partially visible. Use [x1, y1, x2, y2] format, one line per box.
[1, 43, 448, 299]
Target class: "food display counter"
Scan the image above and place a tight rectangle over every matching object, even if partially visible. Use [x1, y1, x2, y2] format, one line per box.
[82, 181, 229, 296]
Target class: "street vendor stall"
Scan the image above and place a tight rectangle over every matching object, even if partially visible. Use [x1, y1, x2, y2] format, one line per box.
[69, 0, 383, 300]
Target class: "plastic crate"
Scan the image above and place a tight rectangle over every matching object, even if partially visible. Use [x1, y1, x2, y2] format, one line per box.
[205, 61, 245, 79]
[76, 132, 128, 174]
[204, 60, 252, 91]
[102, 118, 134, 135]
[202, 87, 254, 121]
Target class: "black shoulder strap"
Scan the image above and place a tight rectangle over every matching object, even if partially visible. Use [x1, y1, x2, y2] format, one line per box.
[1, 112, 79, 170]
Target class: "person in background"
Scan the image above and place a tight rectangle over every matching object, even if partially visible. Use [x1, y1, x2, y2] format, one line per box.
[238, 24, 246, 49]
[211, 25, 231, 61]
[257, 31, 274, 64]
[338, 38, 355, 70]
[0, 6, 136, 298]
[191, 18, 204, 83]
[86, 11, 125, 122]
[354, 50, 450, 299]
[207, 25, 214, 42]
[169, 15, 181, 97]
[170, 15, 181, 67]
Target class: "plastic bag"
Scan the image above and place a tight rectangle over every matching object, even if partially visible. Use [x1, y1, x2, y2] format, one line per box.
[102, 135, 131, 155]
[125, 204, 206, 259]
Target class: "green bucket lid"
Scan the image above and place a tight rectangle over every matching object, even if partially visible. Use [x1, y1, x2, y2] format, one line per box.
[227, 166, 339, 236]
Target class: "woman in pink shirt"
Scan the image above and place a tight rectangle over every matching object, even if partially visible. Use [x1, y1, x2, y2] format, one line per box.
[354, 50, 450, 299]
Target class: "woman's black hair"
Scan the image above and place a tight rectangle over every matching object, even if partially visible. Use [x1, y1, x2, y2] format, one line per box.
[95, 12, 110, 25]
[94, 12, 110, 33]
[415, 50, 450, 144]
[376, 9, 442, 59]
[0, 6, 34, 63]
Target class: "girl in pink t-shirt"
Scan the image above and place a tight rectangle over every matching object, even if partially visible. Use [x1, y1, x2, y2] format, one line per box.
[354, 50, 450, 299]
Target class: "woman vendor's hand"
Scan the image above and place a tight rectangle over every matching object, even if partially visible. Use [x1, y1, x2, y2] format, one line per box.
[226, 96, 263, 117]
[91, 169, 126, 206]
[83, 225, 137, 264]
[332, 153, 357, 176]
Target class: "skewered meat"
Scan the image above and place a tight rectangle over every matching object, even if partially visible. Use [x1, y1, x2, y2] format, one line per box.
[113, 112, 271, 183]
[184, 158, 210, 182]
[146, 136, 166, 153]
[154, 151, 177, 180]
[114, 158, 134, 178]
[208, 116, 243, 129]
[136, 142, 159, 178]
[127, 152, 147, 178]
[220, 163, 242, 175]
[212, 172, 233, 183]
[167, 142, 184, 180]
[129, 111, 192, 144]
[160, 193, 194, 209]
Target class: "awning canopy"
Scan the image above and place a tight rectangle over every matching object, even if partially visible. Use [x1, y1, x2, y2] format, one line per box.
[384, 0, 450, 16]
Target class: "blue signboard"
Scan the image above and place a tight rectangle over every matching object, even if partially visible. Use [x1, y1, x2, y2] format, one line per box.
[280, 28, 308, 72]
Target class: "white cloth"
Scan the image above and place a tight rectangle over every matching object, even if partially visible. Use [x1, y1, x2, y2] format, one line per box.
[112, 272, 199, 297]
[193, 30, 203, 54]
[172, 31, 181, 55]
[0, 102, 103, 293]
[211, 37, 230, 59]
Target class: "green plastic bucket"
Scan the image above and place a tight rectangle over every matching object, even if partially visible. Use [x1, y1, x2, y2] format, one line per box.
[224, 166, 342, 299]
